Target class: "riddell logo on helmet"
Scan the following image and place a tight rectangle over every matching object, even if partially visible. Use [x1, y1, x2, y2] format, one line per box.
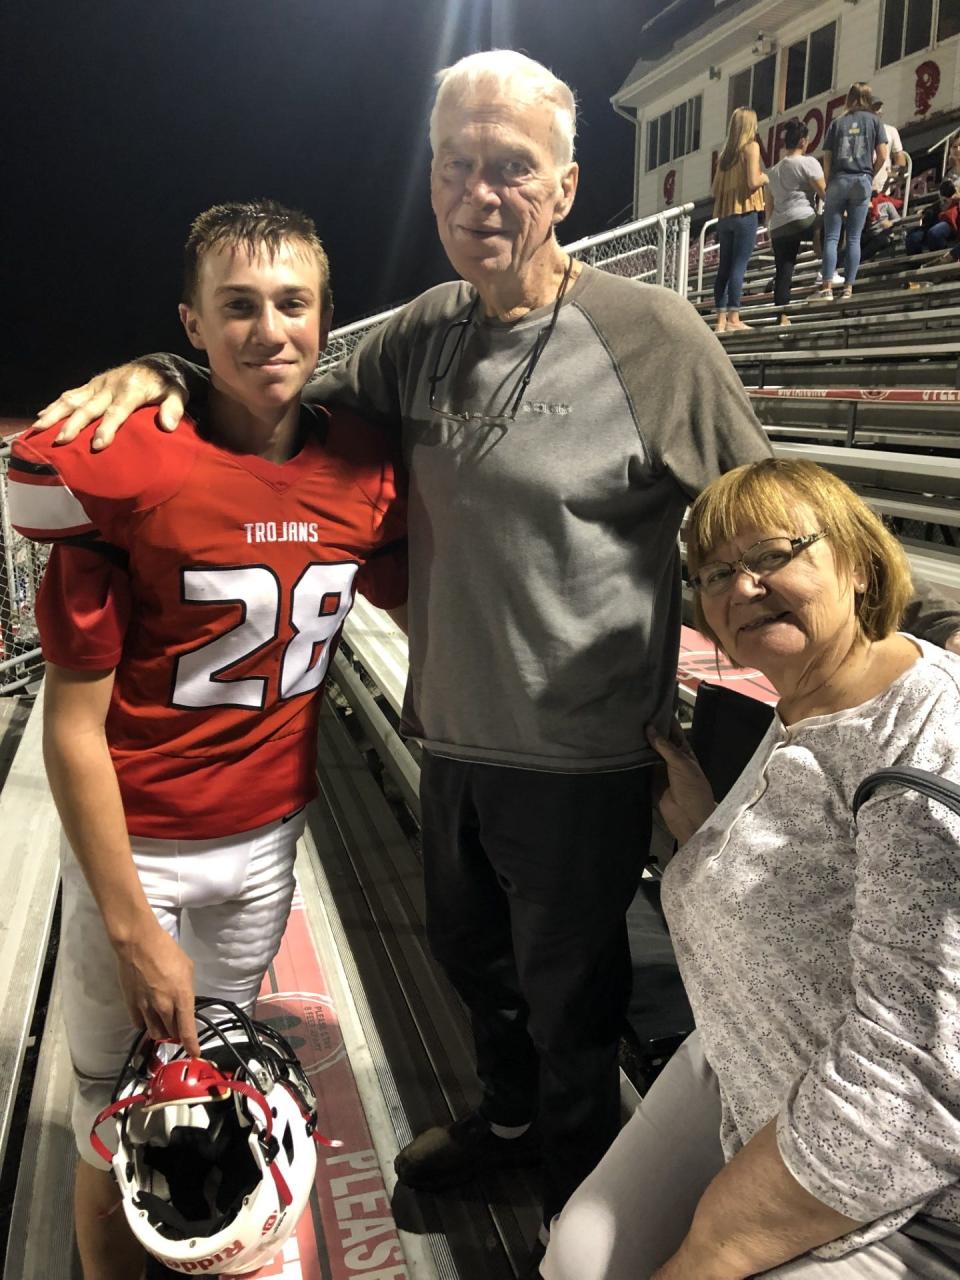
[160, 1241, 243, 1271]
[261, 1209, 287, 1236]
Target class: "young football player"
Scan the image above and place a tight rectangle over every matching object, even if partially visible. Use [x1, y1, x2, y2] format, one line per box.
[9, 200, 406, 1280]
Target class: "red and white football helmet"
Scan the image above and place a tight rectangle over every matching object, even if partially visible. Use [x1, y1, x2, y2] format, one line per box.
[91, 998, 340, 1276]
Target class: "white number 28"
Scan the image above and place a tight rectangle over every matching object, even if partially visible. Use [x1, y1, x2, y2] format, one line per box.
[172, 563, 358, 710]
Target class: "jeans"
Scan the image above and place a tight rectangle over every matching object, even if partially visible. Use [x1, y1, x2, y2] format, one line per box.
[822, 173, 872, 285]
[906, 221, 956, 255]
[713, 211, 759, 311]
[419, 751, 653, 1222]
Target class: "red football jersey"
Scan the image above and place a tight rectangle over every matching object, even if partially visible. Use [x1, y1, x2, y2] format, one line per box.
[9, 405, 406, 838]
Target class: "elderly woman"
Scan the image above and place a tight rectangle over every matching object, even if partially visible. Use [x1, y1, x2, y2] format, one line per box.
[542, 458, 960, 1279]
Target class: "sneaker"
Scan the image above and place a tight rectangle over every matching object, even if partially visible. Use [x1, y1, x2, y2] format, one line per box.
[394, 1112, 542, 1190]
[814, 272, 845, 285]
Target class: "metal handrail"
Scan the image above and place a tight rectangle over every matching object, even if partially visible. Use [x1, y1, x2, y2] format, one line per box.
[929, 125, 959, 179]
[696, 217, 718, 296]
[562, 203, 694, 255]
[899, 153, 914, 218]
[317, 205, 695, 376]
[327, 205, 698, 344]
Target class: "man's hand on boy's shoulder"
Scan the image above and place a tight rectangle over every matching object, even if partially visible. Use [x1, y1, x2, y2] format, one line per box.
[34, 359, 187, 450]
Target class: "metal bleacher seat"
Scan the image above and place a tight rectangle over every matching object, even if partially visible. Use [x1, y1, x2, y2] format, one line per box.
[337, 598, 419, 816]
[0, 686, 78, 1278]
[719, 305, 960, 353]
[729, 340, 960, 390]
[751, 386, 960, 451]
[770, 442, 960, 591]
[734, 276, 960, 329]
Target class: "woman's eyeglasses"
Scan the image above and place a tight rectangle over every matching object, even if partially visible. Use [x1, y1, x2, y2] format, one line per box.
[689, 531, 829, 597]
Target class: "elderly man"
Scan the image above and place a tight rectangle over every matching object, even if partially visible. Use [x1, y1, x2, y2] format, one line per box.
[34, 51, 960, 1266]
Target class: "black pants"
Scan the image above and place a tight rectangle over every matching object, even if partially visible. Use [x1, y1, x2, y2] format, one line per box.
[420, 751, 653, 1222]
[771, 216, 816, 309]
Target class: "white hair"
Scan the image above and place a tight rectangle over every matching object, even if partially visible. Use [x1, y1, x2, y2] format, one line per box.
[429, 49, 578, 167]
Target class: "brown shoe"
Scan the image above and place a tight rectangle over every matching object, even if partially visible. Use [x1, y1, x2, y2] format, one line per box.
[394, 1112, 541, 1190]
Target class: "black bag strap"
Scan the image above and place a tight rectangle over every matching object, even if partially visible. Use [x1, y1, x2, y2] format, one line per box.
[853, 766, 960, 821]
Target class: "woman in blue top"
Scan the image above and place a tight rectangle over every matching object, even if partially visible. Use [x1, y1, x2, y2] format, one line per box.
[819, 83, 888, 300]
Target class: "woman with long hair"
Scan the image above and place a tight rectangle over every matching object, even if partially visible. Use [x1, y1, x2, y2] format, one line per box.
[819, 82, 888, 300]
[765, 118, 826, 324]
[711, 106, 768, 332]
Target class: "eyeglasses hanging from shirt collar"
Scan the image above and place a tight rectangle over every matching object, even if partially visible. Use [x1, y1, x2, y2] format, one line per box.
[428, 257, 575, 426]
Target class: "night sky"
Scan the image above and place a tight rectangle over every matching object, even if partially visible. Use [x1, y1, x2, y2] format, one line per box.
[2, 0, 655, 414]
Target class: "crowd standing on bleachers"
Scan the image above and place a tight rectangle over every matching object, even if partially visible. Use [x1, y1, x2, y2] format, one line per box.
[707, 91, 960, 311]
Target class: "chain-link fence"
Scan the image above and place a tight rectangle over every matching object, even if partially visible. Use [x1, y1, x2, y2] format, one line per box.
[320, 204, 693, 373]
[0, 206, 693, 694]
[0, 444, 48, 695]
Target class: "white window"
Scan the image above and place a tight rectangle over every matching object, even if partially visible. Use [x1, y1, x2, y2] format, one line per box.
[939, 0, 960, 40]
[784, 23, 837, 109]
[728, 54, 776, 120]
[646, 94, 702, 171]
[880, 0, 934, 64]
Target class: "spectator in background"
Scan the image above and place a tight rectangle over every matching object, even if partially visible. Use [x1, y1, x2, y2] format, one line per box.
[860, 188, 903, 262]
[906, 180, 960, 257]
[711, 107, 768, 333]
[764, 119, 825, 326]
[818, 82, 888, 301]
[945, 133, 960, 183]
[871, 100, 908, 195]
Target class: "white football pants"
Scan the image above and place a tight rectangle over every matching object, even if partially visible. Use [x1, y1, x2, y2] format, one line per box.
[59, 810, 304, 1167]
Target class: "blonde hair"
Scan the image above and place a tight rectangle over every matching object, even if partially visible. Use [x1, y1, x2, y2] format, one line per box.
[430, 50, 577, 167]
[844, 81, 874, 113]
[687, 458, 913, 650]
[717, 107, 758, 173]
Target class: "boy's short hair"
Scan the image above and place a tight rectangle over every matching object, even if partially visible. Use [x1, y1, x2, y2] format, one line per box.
[182, 200, 332, 310]
[940, 179, 957, 198]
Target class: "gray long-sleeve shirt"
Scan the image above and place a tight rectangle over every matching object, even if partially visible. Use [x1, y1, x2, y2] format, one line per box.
[317, 267, 771, 770]
[662, 640, 960, 1257]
